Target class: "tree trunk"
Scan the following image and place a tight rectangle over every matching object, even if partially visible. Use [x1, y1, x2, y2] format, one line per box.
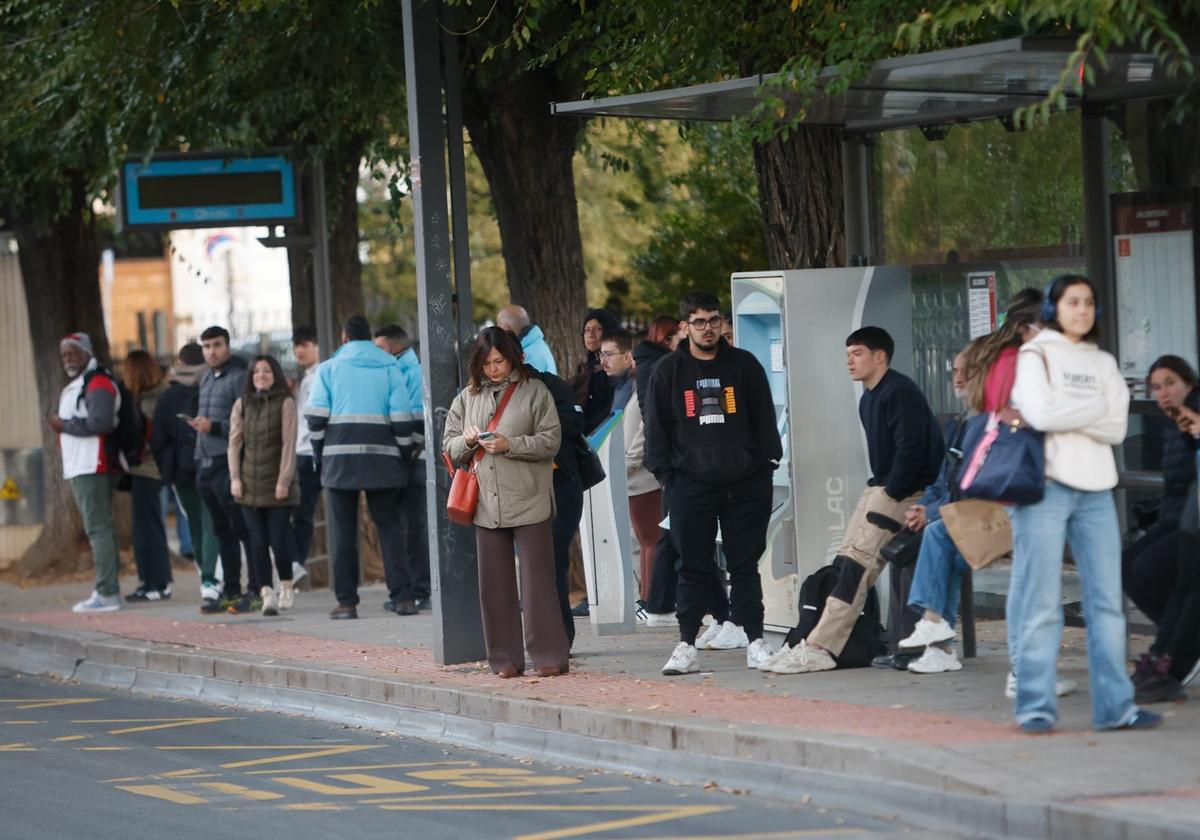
[752, 127, 847, 269]
[14, 180, 109, 576]
[461, 68, 589, 375]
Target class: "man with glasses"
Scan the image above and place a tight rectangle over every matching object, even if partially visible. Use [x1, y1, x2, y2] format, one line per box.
[644, 291, 783, 675]
[599, 329, 635, 413]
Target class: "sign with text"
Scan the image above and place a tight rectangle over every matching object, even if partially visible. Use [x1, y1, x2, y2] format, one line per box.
[967, 272, 998, 340]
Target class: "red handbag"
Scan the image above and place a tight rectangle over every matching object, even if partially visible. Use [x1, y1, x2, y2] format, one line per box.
[444, 383, 518, 526]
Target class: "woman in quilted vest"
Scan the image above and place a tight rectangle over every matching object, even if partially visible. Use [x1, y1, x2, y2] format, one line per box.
[229, 355, 299, 616]
[442, 327, 566, 678]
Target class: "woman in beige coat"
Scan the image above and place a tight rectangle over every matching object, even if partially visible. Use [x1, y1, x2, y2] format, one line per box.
[443, 327, 566, 678]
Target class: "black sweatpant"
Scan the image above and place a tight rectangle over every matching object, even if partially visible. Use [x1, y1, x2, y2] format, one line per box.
[1150, 530, 1200, 680]
[645, 486, 730, 623]
[1122, 527, 1182, 624]
[242, 505, 295, 587]
[327, 486, 407, 607]
[551, 470, 584, 646]
[290, 455, 323, 565]
[197, 459, 256, 597]
[668, 466, 772, 643]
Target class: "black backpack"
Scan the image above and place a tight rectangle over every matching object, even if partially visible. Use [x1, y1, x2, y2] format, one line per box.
[784, 558, 887, 669]
[79, 367, 145, 469]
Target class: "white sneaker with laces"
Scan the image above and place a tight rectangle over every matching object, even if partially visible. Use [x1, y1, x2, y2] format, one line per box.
[72, 591, 121, 614]
[898, 617, 956, 650]
[662, 642, 700, 675]
[292, 562, 308, 583]
[696, 621, 722, 648]
[646, 612, 679, 628]
[769, 639, 836, 674]
[706, 621, 749, 650]
[278, 581, 294, 611]
[746, 638, 776, 669]
[200, 584, 222, 602]
[1005, 671, 1079, 699]
[756, 643, 792, 671]
[260, 586, 279, 617]
[907, 645, 962, 674]
[634, 600, 649, 624]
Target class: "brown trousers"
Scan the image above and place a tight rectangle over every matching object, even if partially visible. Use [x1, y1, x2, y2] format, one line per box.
[808, 486, 920, 656]
[629, 489, 664, 601]
[476, 520, 570, 674]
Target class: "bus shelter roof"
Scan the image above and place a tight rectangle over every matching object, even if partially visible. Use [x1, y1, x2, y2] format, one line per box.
[550, 36, 1196, 133]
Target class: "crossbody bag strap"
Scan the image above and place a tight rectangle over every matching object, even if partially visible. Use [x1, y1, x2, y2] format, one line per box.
[469, 381, 520, 468]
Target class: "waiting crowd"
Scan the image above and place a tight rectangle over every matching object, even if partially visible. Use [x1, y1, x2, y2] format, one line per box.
[50, 275, 1199, 732]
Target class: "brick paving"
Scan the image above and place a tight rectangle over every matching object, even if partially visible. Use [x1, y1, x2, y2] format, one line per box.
[10, 609, 1024, 745]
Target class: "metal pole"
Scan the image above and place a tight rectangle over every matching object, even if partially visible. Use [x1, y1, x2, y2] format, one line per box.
[310, 159, 336, 356]
[1082, 106, 1117, 352]
[403, 0, 484, 665]
[841, 135, 872, 267]
[442, 17, 476, 375]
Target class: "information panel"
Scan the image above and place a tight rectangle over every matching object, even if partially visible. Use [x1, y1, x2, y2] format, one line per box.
[120, 153, 300, 230]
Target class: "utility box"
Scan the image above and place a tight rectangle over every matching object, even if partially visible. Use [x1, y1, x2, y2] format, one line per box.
[732, 267, 913, 632]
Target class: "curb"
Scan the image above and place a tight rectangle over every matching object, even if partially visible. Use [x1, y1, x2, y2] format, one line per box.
[0, 620, 1189, 840]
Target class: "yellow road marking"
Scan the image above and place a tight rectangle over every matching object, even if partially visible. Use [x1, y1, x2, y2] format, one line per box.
[160, 744, 383, 768]
[0, 699, 103, 710]
[52, 735, 90, 742]
[198, 782, 285, 801]
[116, 784, 208, 805]
[244, 760, 476, 775]
[81, 746, 128, 751]
[162, 768, 206, 778]
[73, 717, 232, 734]
[0, 742, 36, 752]
[408, 767, 583, 789]
[3, 720, 40, 725]
[274, 773, 429, 796]
[278, 802, 348, 811]
[515, 805, 732, 840]
[362, 785, 632, 805]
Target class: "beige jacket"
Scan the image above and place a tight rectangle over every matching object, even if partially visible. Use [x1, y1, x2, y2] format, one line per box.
[442, 376, 561, 529]
[623, 395, 659, 496]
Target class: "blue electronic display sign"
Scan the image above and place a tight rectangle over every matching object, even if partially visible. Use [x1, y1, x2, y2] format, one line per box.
[119, 153, 300, 230]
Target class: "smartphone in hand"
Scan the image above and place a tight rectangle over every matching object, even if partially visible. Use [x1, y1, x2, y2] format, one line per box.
[478, 431, 496, 441]
[177, 413, 194, 422]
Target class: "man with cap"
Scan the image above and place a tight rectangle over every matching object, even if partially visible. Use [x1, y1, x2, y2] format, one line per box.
[47, 333, 123, 612]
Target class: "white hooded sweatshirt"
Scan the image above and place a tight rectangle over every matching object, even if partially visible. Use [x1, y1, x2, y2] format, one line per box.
[1010, 329, 1129, 492]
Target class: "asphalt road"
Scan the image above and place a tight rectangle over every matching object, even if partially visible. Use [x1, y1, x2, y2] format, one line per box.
[0, 669, 934, 840]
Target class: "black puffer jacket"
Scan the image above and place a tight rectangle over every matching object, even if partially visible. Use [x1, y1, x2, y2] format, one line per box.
[151, 380, 200, 485]
[1157, 387, 1200, 530]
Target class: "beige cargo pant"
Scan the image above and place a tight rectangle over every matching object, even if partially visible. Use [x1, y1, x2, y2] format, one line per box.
[807, 486, 921, 657]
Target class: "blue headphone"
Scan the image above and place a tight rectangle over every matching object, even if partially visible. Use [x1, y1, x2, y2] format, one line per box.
[1039, 281, 1058, 323]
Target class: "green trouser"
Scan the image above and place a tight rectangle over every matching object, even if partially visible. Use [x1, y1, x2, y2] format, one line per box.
[174, 482, 219, 588]
[69, 473, 121, 597]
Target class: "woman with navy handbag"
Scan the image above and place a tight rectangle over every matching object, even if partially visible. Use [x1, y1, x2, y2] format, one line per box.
[1006, 275, 1160, 734]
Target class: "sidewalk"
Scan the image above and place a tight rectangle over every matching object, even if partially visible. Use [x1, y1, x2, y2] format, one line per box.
[1, 570, 1197, 839]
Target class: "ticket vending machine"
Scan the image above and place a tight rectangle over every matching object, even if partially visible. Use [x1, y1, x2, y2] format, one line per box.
[732, 267, 913, 633]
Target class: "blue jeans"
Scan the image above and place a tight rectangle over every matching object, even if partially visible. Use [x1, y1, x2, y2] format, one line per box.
[907, 519, 969, 628]
[1010, 481, 1137, 729]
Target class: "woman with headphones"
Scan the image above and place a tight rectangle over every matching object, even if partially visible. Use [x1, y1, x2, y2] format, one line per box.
[1005, 274, 1160, 734]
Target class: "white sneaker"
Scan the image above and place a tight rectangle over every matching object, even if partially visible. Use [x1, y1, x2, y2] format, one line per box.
[278, 581, 294, 611]
[907, 645, 963, 674]
[292, 562, 308, 583]
[746, 638, 776, 669]
[200, 584, 222, 602]
[898, 617, 956, 650]
[769, 639, 836, 674]
[706, 621, 749, 650]
[1005, 671, 1079, 699]
[72, 591, 121, 614]
[646, 612, 678, 627]
[756, 643, 792, 671]
[260, 586, 279, 617]
[214, 561, 224, 583]
[662, 642, 700, 675]
[696, 621, 723, 648]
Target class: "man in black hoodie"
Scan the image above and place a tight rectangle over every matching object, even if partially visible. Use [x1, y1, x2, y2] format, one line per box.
[645, 291, 783, 675]
[769, 326, 943, 675]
